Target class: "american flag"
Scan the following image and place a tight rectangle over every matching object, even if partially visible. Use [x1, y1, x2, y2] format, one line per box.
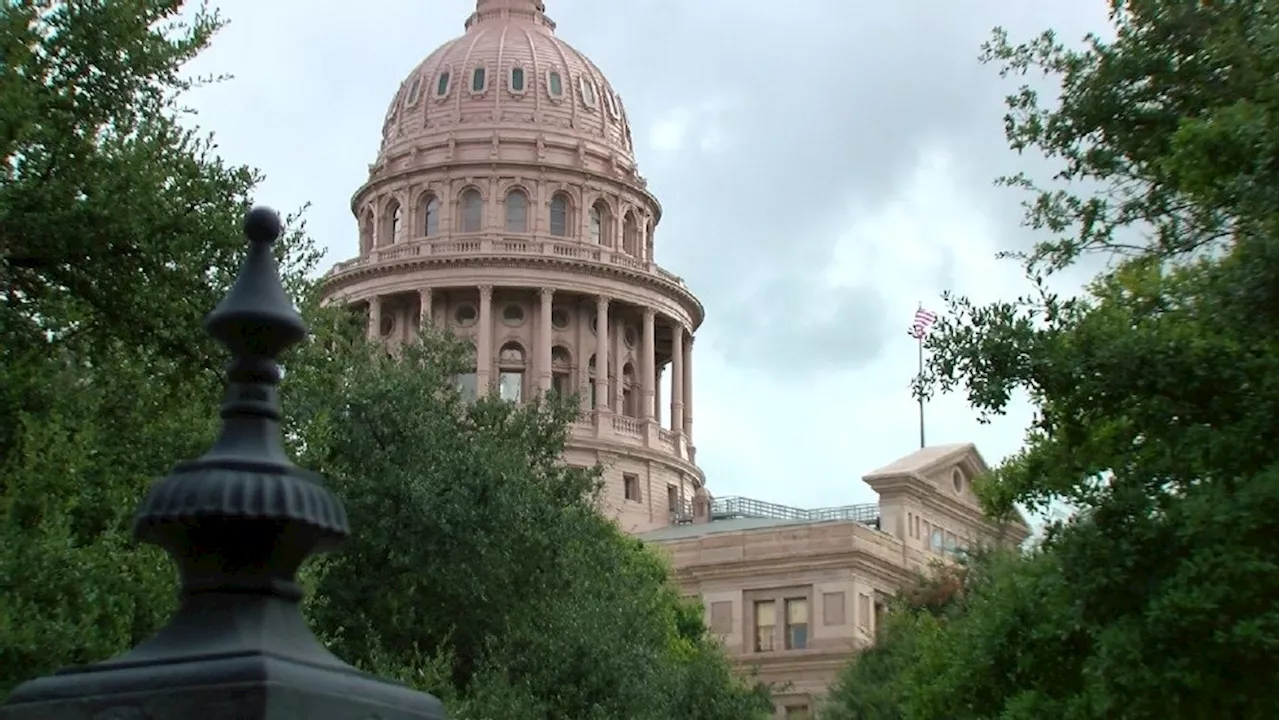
[908, 308, 938, 340]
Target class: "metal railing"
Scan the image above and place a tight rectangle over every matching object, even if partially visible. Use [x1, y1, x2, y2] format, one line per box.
[666, 496, 881, 528]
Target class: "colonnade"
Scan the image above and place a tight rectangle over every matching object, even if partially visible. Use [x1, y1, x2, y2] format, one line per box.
[364, 287, 694, 441]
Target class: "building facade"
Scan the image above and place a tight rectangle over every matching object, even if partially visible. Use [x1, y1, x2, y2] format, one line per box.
[319, 2, 1029, 717]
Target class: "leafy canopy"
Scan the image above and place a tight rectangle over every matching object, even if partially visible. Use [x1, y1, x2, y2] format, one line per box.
[826, 1, 1278, 718]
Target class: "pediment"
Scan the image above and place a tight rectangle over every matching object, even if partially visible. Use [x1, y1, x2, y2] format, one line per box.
[862, 443, 1031, 536]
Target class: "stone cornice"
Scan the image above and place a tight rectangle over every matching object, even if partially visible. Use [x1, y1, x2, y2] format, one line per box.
[321, 245, 704, 328]
[666, 545, 916, 589]
[733, 647, 857, 675]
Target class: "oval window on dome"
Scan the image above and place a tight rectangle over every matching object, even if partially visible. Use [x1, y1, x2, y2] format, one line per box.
[405, 77, 422, 106]
[435, 70, 451, 97]
[547, 70, 563, 99]
[471, 67, 487, 93]
[604, 91, 621, 120]
[578, 76, 597, 108]
[510, 66, 525, 93]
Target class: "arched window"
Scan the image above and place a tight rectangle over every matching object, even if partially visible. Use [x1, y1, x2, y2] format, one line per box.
[381, 200, 403, 246]
[455, 341, 478, 401]
[423, 195, 440, 237]
[505, 190, 528, 232]
[471, 66, 487, 93]
[589, 201, 610, 245]
[622, 211, 639, 256]
[622, 362, 637, 417]
[551, 345, 573, 396]
[436, 70, 451, 98]
[459, 188, 482, 233]
[359, 211, 374, 254]
[549, 193, 570, 237]
[510, 66, 525, 92]
[497, 342, 525, 403]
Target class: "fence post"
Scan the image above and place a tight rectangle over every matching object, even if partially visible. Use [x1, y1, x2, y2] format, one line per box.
[0, 207, 447, 719]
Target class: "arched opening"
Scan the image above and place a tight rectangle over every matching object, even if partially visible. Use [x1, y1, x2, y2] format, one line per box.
[498, 341, 526, 403]
[589, 201, 611, 246]
[459, 188, 483, 233]
[423, 195, 440, 237]
[622, 362, 637, 417]
[551, 345, 573, 397]
[359, 210, 374, 255]
[455, 341, 478, 402]
[549, 192, 571, 237]
[380, 200, 403, 246]
[622, 211, 639, 256]
[504, 189, 528, 233]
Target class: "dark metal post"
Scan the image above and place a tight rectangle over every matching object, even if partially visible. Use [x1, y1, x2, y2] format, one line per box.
[0, 208, 446, 719]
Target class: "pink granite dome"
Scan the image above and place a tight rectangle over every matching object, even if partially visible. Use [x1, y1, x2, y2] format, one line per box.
[378, 0, 635, 163]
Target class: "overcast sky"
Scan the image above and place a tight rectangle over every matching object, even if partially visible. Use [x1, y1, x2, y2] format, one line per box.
[183, 0, 1110, 514]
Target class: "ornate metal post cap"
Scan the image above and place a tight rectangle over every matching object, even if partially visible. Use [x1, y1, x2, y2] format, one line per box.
[0, 206, 447, 720]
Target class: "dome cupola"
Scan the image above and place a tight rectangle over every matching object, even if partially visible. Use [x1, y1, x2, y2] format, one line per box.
[375, 0, 636, 170]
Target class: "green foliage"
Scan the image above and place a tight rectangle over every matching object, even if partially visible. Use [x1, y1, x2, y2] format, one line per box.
[827, 1, 1277, 718]
[0, 0, 319, 700]
[0, 4, 766, 716]
[287, 312, 772, 718]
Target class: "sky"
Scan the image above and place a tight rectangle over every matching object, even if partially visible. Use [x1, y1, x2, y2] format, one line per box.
[181, 0, 1112, 515]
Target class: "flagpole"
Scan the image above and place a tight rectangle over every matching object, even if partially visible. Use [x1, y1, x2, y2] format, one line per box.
[917, 331, 926, 449]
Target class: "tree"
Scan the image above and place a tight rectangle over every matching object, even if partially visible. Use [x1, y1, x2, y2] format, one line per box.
[825, 1, 1277, 717]
[0, 0, 320, 696]
[286, 310, 772, 719]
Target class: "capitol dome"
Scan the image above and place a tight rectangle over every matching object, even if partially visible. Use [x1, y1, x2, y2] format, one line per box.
[323, 0, 705, 536]
[378, 0, 636, 166]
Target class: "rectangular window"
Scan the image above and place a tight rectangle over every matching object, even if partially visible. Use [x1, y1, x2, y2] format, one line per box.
[858, 593, 871, 629]
[785, 598, 808, 650]
[785, 705, 810, 719]
[498, 371, 522, 402]
[623, 473, 640, 502]
[667, 485, 679, 512]
[455, 372, 477, 402]
[753, 601, 775, 652]
[822, 592, 845, 626]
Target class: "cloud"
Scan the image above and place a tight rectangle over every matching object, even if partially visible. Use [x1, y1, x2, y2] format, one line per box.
[182, 0, 1113, 512]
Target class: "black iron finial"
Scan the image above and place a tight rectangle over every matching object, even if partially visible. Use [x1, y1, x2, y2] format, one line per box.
[0, 206, 445, 719]
[132, 206, 348, 593]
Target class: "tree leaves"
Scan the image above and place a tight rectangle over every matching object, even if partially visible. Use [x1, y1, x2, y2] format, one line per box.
[829, 1, 1278, 717]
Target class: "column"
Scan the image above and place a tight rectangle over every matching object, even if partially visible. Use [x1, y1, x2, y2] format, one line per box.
[577, 301, 590, 412]
[477, 285, 493, 396]
[683, 333, 694, 441]
[670, 324, 684, 433]
[594, 296, 609, 411]
[367, 295, 382, 341]
[612, 321, 625, 414]
[418, 288, 432, 332]
[641, 309, 656, 420]
[539, 287, 554, 391]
